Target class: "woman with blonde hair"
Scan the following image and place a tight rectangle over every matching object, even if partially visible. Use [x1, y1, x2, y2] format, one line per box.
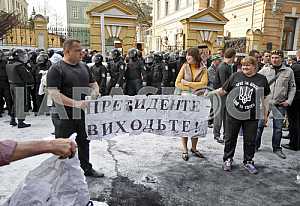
[175, 47, 208, 161]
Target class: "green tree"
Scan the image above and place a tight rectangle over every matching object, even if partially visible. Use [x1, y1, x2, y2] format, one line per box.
[121, 0, 152, 27]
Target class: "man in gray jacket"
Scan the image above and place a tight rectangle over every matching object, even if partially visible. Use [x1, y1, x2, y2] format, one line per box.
[207, 55, 222, 128]
[255, 50, 296, 159]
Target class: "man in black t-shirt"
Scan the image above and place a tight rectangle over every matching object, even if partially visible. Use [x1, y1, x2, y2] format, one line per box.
[47, 39, 104, 178]
[209, 56, 270, 174]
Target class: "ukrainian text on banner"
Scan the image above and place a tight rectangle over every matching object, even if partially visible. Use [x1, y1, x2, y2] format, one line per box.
[85, 95, 210, 140]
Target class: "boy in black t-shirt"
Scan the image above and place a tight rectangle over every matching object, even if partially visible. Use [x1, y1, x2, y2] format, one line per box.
[209, 56, 270, 174]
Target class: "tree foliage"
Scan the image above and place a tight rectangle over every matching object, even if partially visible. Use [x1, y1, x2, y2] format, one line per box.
[121, 0, 152, 27]
[0, 11, 20, 38]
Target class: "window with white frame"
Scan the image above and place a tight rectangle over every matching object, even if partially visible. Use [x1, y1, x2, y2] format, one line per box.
[72, 6, 79, 19]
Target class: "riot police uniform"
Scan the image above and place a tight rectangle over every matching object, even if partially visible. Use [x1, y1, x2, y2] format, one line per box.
[176, 50, 187, 73]
[90, 54, 107, 96]
[125, 48, 145, 96]
[6, 49, 34, 128]
[27, 51, 38, 112]
[35, 52, 51, 111]
[166, 53, 177, 87]
[151, 52, 168, 94]
[144, 55, 154, 86]
[0, 50, 14, 122]
[107, 49, 126, 94]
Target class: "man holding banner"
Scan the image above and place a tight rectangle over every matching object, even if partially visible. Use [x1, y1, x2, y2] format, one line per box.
[47, 39, 104, 178]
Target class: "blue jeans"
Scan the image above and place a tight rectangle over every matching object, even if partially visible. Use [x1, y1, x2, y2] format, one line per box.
[255, 106, 286, 151]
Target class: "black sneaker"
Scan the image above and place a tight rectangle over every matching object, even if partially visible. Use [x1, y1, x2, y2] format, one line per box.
[18, 122, 31, 128]
[274, 150, 286, 159]
[223, 159, 232, 172]
[243, 161, 258, 174]
[84, 168, 104, 178]
[208, 124, 213, 128]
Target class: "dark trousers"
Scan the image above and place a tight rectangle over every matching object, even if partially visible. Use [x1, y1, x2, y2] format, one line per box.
[28, 84, 38, 112]
[256, 105, 286, 151]
[51, 113, 93, 172]
[288, 99, 300, 150]
[223, 113, 258, 164]
[125, 79, 142, 96]
[208, 97, 214, 125]
[0, 86, 13, 116]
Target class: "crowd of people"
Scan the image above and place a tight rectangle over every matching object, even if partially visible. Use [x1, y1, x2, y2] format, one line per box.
[1, 40, 300, 176]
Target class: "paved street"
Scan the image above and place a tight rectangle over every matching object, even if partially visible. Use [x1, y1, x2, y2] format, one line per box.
[1, 113, 300, 206]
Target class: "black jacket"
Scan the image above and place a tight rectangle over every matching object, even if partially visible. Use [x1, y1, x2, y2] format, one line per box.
[91, 63, 107, 95]
[214, 62, 233, 89]
[292, 61, 300, 100]
[6, 61, 34, 85]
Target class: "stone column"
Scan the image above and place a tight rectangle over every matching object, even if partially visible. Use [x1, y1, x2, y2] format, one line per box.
[33, 15, 49, 50]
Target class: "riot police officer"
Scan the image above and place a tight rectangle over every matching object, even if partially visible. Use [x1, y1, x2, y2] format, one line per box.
[167, 53, 178, 87]
[0, 50, 14, 123]
[90, 53, 107, 96]
[144, 55, 154, 86]
[27, 51, 38, 113]
[125, 48, 145, 96]
[177, 50, 187, 72]
[107, 49, 126, 94]
[6, 49, 34, 128]
[151, 52, 165, 93]
[35, 52, 51, 112]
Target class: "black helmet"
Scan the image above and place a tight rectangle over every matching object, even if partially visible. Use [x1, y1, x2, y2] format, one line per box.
[28, 51, 38, 63]
[163, 52, 169, 61]
[48, 49, 54, 58]
[12, 49, 28, 63]
[36, 52, 49, 65]
[111, 48, 121, 60]
[145, 55, 154, 64]
[94, 53, 103, 64]
[153, 52, 163, 62]
[128, 48, 138, 59]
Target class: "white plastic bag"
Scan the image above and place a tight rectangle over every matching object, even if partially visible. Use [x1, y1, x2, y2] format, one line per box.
[2, 155, 90, 206]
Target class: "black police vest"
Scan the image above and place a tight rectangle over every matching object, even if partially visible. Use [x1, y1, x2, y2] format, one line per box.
[126, 61, 142, 80]
[6, 61, 34, 85]
[109, 60, 125, 79]
[152, 63, 163, 83]
[91, 64, 106, 81]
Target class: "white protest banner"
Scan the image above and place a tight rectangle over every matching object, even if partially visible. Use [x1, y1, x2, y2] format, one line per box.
[85, 95, 211, 140]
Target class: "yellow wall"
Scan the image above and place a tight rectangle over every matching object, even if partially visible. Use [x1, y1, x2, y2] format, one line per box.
[88, 14, 137, 54]
[223, 0, 300, 51]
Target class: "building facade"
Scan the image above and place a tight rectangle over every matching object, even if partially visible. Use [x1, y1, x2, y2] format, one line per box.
[151, 0, 226, 53]
[223, 0, 300, 52]
[66, 0, 107, 47]
[87, 0, 138, 55]
[0, 0, 28, 22]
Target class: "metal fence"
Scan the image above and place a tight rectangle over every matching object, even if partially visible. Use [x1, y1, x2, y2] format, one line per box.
[0, 25, 90, 48]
